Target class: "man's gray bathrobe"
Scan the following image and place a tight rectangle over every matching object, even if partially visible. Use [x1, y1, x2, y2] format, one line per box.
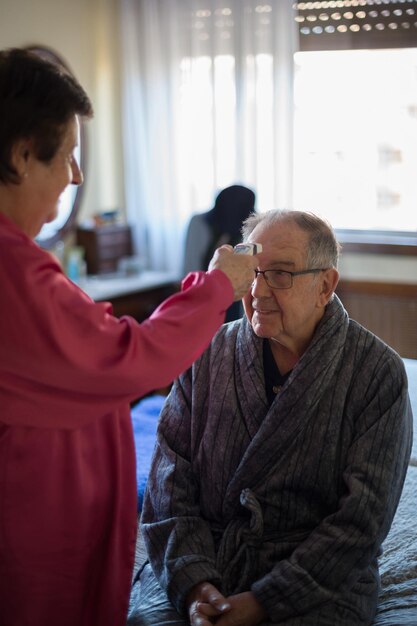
[136, 296, 412, 625]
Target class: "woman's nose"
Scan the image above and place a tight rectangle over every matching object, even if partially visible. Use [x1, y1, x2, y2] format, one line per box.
[71, 158, 84, 186]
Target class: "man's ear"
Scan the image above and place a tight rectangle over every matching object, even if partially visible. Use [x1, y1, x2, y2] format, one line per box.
[318, 267, 339, 306]
[10, 139, 31, 180]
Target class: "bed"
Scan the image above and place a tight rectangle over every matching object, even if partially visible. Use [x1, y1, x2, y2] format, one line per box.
[373, 358, 417, 624]
[131, 358, 417, 623]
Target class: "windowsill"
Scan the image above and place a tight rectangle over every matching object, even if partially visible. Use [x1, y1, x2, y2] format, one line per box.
[336, 230, 417, 256]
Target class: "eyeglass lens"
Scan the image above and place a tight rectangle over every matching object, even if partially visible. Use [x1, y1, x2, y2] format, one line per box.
[255, 270, 292, 289]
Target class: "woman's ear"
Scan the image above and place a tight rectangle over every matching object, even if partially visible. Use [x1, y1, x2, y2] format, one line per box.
[318, 268, 340, 306]
[10, 139, 31, 181]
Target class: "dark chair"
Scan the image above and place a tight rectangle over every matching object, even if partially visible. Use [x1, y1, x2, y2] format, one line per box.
[183, 184, 256, 322]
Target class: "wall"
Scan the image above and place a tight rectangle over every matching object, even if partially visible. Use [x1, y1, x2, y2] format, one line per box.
[0, 0, 125, 221]
[339, 252, 417, 284]
[338, 251, 417, 357]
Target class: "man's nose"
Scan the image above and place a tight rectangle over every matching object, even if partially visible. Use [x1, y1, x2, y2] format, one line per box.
[251, 271, 271, 296]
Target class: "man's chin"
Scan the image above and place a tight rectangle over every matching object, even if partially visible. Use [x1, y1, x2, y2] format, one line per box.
[251, 319, 273, 338]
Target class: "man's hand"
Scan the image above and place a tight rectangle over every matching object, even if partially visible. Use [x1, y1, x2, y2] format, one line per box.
[213, 591, 268, 626]
[208, 245, 258, 301]
[186, 582, 231, 626]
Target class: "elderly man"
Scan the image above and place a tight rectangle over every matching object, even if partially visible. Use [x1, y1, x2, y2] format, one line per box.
[128, 210, 412, 626]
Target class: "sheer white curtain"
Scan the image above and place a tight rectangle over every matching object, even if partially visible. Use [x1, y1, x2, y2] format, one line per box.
[120, 0, 297, 273]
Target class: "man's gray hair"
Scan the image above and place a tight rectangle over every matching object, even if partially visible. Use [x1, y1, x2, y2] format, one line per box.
[241, 209, 340, 269]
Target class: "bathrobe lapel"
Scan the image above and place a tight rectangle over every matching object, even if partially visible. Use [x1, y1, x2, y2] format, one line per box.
[223, 296, 349, 518]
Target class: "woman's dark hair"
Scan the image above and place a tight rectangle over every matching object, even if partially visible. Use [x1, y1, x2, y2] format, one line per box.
[0, 47, 93, 184]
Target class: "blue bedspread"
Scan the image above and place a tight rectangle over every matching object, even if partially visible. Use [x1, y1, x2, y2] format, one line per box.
[131, 394, 165, 511]
[403, 358, 417, 465]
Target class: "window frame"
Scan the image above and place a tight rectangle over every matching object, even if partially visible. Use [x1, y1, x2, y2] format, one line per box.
[336, 230, 417, 256]
[295, 0, 417, 53]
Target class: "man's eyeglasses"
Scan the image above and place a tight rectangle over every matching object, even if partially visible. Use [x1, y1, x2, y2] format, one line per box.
[253, 268, 328, 290]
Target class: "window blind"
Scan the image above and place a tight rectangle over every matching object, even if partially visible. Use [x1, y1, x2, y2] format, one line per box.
[294, 1, 417, 50]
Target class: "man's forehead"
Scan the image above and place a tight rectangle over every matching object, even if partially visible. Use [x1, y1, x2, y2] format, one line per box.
[249, 221, 307, 248]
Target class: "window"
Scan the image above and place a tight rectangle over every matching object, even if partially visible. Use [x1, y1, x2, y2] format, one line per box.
[293, 47, 417, 235]
[293, 0, 417, 250]
[122, 1, 417, 270]
[177, 52, 277, 216]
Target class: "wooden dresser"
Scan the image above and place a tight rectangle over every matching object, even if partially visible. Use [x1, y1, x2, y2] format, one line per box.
[76, 224, 133, 275]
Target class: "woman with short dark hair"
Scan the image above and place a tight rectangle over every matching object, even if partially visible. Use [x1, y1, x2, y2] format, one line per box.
[0, 47, 258, 626]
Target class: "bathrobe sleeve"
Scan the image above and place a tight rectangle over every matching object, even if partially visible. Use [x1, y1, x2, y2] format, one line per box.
[251, 352, 413, 621]
[141, 368, 223, 614]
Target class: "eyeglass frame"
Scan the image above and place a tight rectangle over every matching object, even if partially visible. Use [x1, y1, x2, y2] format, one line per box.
[253, 268, 329, 290]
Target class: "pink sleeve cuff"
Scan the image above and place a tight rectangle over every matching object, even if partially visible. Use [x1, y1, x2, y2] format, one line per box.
[181, 269, 234, 308]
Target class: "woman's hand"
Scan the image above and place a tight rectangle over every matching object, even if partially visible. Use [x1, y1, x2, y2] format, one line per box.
[208, 245, 258, 301]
